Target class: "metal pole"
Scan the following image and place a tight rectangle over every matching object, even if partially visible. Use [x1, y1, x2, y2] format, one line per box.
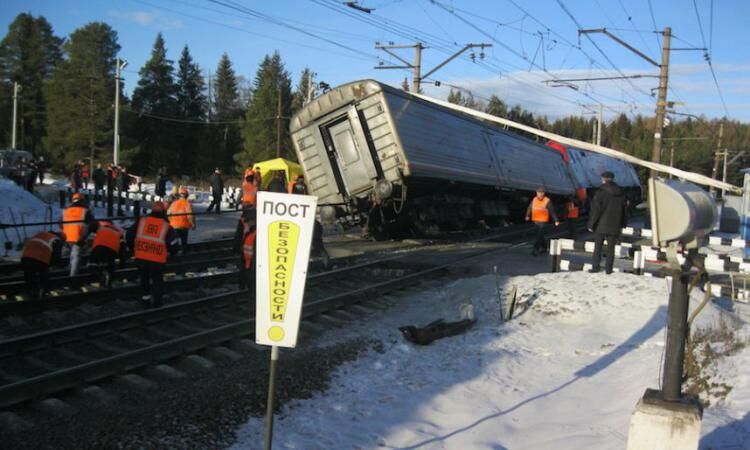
[650, 27, 671, 178]
[276, 88, 282, 158]
[264, 345, 279, 450]
[596, 104, 603, 146]
[306, 71, 315, 105]
[413, 42, 422, 93]
[710, 122, 724, 194]
[11, 82, 19, 150]
[722, 150, 728, 198]
[662, 269, 689, 401]
[114, 58, 122, 166]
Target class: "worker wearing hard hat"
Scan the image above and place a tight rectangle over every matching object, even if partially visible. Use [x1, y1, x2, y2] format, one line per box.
[126, 201, 177, 308]
[62, 192, 97, 276]
[167, 186, 196, 254]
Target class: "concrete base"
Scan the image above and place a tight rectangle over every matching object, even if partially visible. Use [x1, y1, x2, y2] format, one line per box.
[627, 389, 703, 450]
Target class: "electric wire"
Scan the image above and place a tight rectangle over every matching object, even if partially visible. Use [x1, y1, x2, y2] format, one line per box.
[690, 0, 731, 117]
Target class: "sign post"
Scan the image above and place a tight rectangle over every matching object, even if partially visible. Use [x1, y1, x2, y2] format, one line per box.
[255, 191, 317, 450]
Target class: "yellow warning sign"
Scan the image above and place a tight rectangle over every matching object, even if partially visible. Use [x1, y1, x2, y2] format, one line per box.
[267, 221, 299, 341]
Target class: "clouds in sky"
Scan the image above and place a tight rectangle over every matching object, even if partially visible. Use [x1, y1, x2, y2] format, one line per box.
[108, 10, 183, 30]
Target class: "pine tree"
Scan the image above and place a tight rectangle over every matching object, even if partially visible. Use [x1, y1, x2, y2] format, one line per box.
[130, 33, 177, 172]
[44, 22, 119, 169]
[237, 51, 293, 169]
[485, 95, 508, 118]
[291, 67, 313, 114]
[0, 13, 62, 152]
[401, 76, 410, 92]
[212, 53, 243, 171]
[175, 45, 206, 174]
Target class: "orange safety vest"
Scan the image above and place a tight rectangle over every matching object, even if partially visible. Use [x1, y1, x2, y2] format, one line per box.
[531, 197, 551, 223]
[566, 201, 579, 219]
[167, 198, 193, 229]
[93, 222, 122, 253]
[22, 232, 60, 265]
[287, 181, 295, 194]
[62, 206, 87, 243]
[242, 230, 256, 269]
[242, 182, 257, 206]
[134, 216, 169, 263]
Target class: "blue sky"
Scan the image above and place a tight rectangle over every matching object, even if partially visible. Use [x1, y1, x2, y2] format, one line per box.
[1, 0, 748, 121]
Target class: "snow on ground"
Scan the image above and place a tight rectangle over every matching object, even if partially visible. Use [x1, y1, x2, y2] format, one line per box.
[229, 271, 750, 450]
[0, 179, 61, 257]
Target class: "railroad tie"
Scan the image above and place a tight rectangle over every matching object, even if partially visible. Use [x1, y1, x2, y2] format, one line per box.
[115, 373, 158, 391]
[206, 346, 243, 362]
[178, 354, 216, 371]
[144, 364, 187, 381]
[0, 411, 33, 433]
[32, 398, 78, 417]
[77, 385, 116, 405]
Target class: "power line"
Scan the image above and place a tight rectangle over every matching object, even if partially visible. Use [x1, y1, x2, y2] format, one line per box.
[646, 0, 662, 50]
[690, 0, 730, 117]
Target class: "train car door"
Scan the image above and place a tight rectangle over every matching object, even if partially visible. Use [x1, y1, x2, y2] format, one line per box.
[321, 107, 377, 196]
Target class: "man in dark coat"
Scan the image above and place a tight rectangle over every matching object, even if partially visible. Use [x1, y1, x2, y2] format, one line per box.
[155, 166, 168, 198]
[267, 171, 287, 193]
[587, 171, 628, 274]
[116, 165, 132, 215]
[207, 168, 224, 213]
[92, 163, 107, 207]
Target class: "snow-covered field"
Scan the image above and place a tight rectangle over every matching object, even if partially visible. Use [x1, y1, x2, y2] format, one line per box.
[0, 179, 61, 256]
[230, 271, 750, 450]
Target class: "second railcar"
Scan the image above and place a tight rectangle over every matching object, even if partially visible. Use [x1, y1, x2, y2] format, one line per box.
[290, 80, 578, 238]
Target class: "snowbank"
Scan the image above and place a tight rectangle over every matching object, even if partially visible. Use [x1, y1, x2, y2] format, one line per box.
[229, 271, 750, 449]
[0, 179, 61, 257]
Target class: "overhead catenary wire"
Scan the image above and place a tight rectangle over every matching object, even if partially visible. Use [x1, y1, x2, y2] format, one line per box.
[690, 0, 731, 118]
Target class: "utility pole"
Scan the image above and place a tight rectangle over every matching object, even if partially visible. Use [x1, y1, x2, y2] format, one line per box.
[207, 70, 212, 123]
[722, 149, 728, 198]
[710, 121, 724, 194]
[113, 58, 127, 166]
[651, 27, 672, 178]
[276, 87, 282, 158]
[375, 42, 491, 93]
[578, 27, 672, 177]
[11, 82, 19, 150]
[597, 103, 603, 146]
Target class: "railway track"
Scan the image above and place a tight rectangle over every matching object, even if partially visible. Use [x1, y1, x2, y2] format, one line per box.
[0, 247, 487, 411]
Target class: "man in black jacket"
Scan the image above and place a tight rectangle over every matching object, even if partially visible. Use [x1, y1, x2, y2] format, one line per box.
[587, 171, 628, 274]
[92, 163, 107, 207]
[207, 168, 224, 213]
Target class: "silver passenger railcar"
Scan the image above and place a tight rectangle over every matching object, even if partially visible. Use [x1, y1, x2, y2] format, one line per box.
[291, 80, 587, 238]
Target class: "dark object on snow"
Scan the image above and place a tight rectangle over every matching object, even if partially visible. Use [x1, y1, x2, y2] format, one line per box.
[399, 318, 476, 345]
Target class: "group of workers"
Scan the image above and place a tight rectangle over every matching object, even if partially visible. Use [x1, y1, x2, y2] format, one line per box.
[526, 170, 628, 273]
[19, 166, 326, 307]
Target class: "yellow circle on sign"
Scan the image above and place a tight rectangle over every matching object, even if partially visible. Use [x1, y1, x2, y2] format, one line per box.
[268, 326, 285, 342]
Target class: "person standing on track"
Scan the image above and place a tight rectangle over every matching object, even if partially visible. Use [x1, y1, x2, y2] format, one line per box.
[233, 206, 257, 300]
[565, 195, 580, 238]
[587, 171, 628, 274]
[92, 163, 107, 207]
[89, 220, 127, 288]
[267, 171, 287, 193]
[207, 168, 224, 214]
[62, 192, 97, 276]
[127, 201, 176, 308]
[525, 187, 559, 256]
[21, 231, 64, 298]
[287, 174, 330, 268]
[167, 186, 195, 254]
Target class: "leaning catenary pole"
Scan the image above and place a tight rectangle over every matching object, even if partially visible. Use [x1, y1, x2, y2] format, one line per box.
[650, 27, 671, 178]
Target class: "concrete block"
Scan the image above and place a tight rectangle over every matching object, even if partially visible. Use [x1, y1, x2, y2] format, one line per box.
[145, 364, 187, 380]
[116, 373, 157, 390]
[32, 398, 78, 417]
[80, 385, 115, 404]
[180, 354, 216, 370]
[206, 346, 243, 361]
[627, 389, 702, 450]
[0, 411, 33, 432]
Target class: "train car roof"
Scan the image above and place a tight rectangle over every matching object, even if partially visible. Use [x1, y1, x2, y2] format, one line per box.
[290, 79, 559, 154]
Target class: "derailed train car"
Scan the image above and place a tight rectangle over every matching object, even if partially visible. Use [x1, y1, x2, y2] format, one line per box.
[546, 140, 641, 207]
[290, 79, 639, 238]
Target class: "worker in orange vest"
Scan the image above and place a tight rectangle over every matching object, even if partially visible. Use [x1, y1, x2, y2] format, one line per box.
[126, 201, 176, 308]
[167, 186, 195, 254]
[241, 171, 258, 207]
[565, 196, 580, 238]
[525, 187, 559, 256]
[90, 220, 126, 288]
[62, 192, 97, 276]
[21, 231, 65, 298]
[233, 206, 257, 300]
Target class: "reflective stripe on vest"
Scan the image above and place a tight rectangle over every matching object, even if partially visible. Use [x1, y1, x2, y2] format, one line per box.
[531, 197, 550, 223]
[22, 232, 59, 264]
[243, 231, 256, 269]
[566, 202, 579, 219]
[134, 217, 169, 263]
[93, 223, 122, 253]
[168, 199, 193, 229]
[62, 206, 87, 243]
